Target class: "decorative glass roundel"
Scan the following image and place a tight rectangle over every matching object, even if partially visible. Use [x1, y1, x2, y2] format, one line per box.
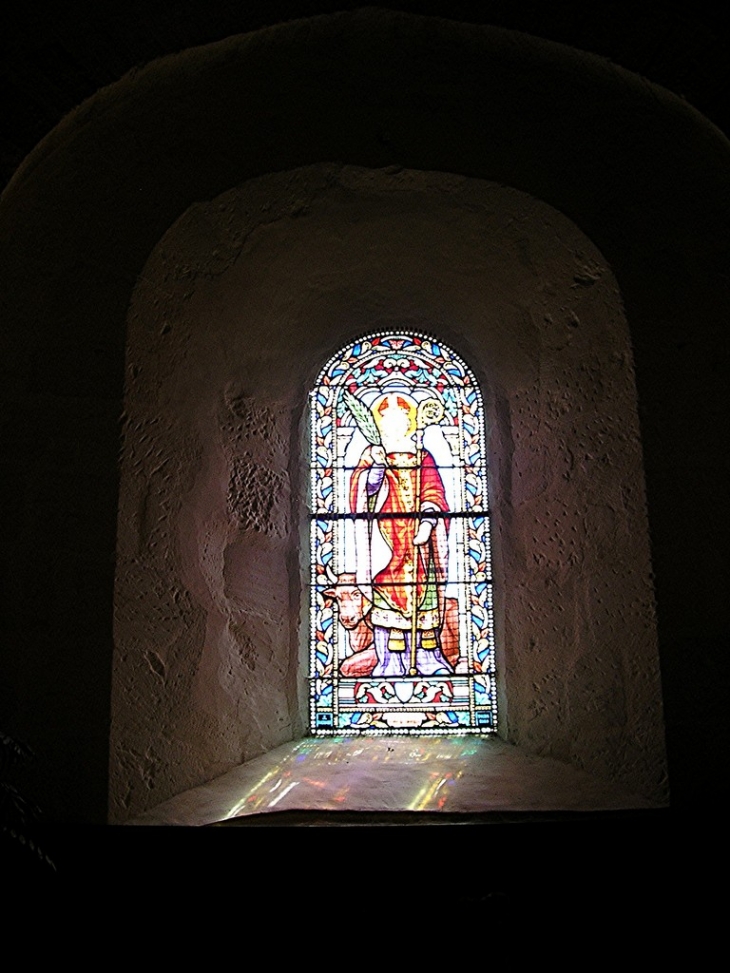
[309, 332, 496, 735]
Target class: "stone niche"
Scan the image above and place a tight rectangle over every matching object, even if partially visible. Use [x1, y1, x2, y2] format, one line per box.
[110, 164, 666, 822]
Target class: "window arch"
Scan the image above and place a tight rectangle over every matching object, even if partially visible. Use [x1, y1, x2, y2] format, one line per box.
[309, 332, 496, 735]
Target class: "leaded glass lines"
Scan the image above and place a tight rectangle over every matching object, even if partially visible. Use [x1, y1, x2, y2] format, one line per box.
[309, 332, 497, 735]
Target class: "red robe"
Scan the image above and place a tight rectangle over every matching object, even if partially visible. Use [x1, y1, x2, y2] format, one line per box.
[350, 448, 449, 628]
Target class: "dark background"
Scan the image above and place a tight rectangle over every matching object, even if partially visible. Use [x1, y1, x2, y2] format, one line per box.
[3, 0, 729, 192]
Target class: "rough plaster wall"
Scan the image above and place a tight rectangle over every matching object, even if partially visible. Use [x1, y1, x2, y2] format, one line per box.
[113, 280, 297, 817]
[110, 164, 665, 821]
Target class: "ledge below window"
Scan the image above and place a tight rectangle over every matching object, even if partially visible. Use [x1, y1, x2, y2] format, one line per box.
[126, 736, 660, 826]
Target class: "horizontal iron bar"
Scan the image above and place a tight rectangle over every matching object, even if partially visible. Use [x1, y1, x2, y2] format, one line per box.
[306, 674, 495, 681]
[311, 580, 493, 588]
[310, 509, 490, 521]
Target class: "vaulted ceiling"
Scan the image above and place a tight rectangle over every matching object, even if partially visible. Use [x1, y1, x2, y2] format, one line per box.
[2, 1, 728, 192]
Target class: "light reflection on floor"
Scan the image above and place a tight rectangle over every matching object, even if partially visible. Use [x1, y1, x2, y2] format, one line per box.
[221, 736, 488, 819]
[128, 736, 654, 826]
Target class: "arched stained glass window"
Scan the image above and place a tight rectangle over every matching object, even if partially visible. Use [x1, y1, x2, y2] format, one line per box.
[309, 333, 496, 735]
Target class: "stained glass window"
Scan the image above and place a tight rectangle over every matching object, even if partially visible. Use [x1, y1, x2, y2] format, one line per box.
[309, 333, 497, 735]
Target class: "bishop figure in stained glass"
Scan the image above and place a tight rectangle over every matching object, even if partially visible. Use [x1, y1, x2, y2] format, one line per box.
[310, 333, 496, 734]
[346, 391, 456, 677]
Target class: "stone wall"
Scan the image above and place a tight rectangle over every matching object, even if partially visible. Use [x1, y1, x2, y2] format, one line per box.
[111, 166, 664, 820]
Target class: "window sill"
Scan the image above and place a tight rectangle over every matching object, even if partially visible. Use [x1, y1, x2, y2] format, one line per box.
[126, 736, 659, 826]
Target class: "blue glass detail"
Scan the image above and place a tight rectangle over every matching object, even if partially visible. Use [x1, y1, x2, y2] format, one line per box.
[471, 610, 486, 631]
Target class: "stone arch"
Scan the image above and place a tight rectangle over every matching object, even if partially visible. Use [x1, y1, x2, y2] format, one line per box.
[1, 11, 726, 822]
